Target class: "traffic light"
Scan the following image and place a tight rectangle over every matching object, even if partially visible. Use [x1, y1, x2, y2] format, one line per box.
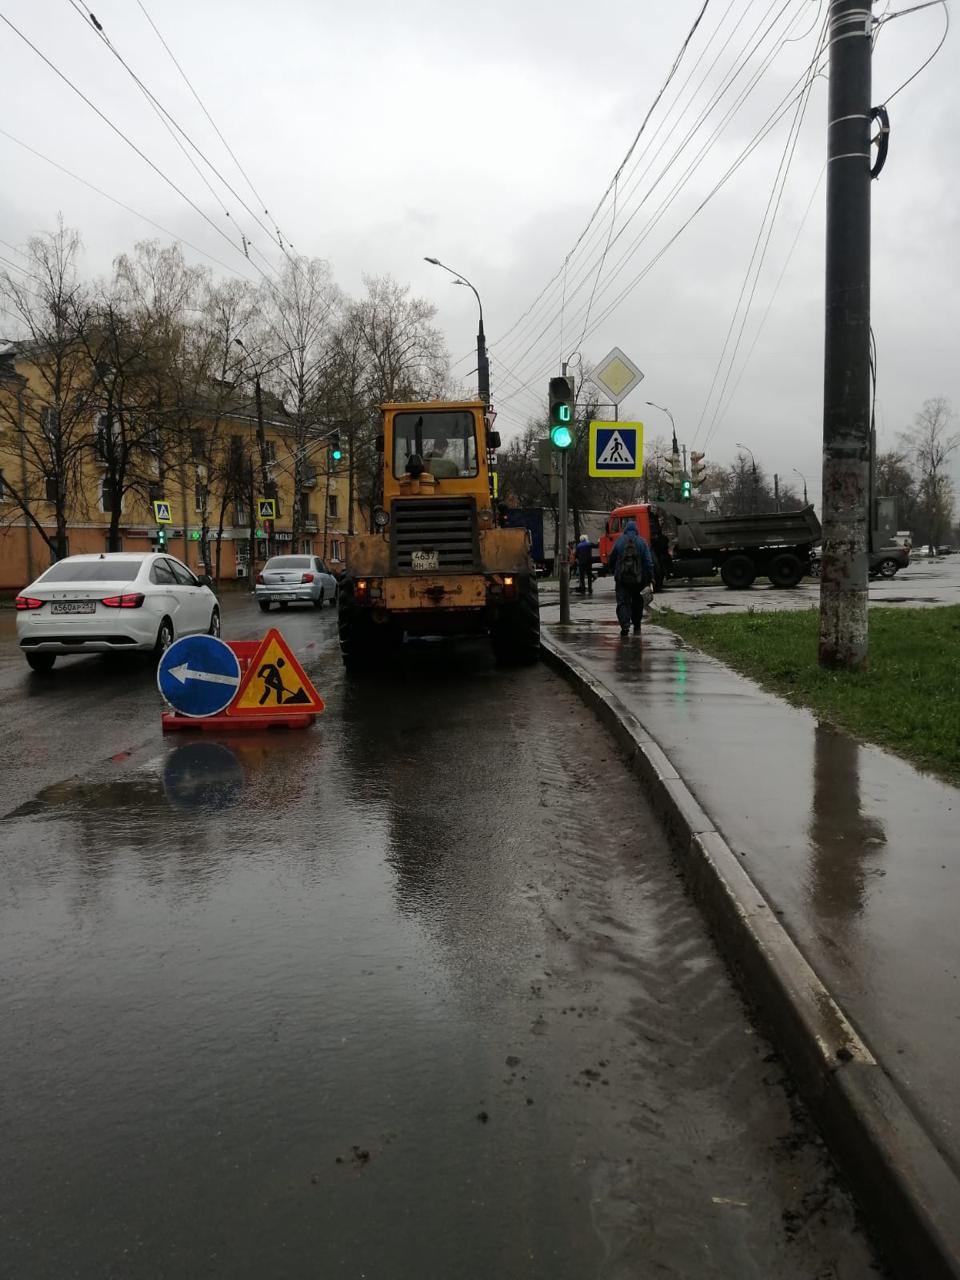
[157, 527, 166, 547]
[690, 450, 706, 488]
[548, 375, 574, 450]
[330, 431, 343, 463]
[681, 477, 692, 500]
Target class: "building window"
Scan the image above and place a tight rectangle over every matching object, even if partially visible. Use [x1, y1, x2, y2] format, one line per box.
[0, 469, 8, 502]
[100, 478, 116, 513]
[300, 539, 313, 555]
[45, 474, 59, 503]
[195, 476, 208, 515]
[329, 538, 342, 562]
[262, 440, 277, 464]
[94, 413, 112, 461]
[40, 406, 60, 439]
[327, 493, 339, 519]
[105, 533, 123, 552]
[235, 501, 248, 525]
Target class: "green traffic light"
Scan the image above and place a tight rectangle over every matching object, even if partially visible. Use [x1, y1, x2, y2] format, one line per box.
[550, 424, 573, 450]
[332, 448, 343, 461]
[681, 479, 692, 499]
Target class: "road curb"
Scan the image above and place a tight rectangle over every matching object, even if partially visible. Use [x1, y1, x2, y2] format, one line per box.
[540, 628, 960, 1280]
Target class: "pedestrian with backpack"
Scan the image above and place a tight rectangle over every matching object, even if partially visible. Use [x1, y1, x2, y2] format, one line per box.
[608, 518, 655, 635]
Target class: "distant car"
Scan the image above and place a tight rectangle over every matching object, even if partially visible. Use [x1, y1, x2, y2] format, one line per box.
[808, 545, 909, 579]
[255, 555, 339, 611]
[15, 552, 219, 673]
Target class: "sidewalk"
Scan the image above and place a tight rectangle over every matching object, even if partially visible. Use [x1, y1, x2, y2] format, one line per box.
[540, 578, 960, 1274]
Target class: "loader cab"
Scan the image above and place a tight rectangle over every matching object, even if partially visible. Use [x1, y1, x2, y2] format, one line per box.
[382, 400, 494, 508]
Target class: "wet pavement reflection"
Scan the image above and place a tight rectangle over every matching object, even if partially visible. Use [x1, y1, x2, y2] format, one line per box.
[547, 615, 960, 1173]
[0, 598, 877, 1278]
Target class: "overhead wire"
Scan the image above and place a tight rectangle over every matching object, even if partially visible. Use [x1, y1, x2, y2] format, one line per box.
[878, 0, 948, 103]
[494, 1, 825, 400]
[0, 126, 257, 279]
[134, 0, 293, 253]
[0, 10, 262, 280]
[492, 35, 831, 411]
[493, 0, 817, 380]
[493, 0, 821, 371]
[64, 1, 283, 280]
[695, 11, 827, 446]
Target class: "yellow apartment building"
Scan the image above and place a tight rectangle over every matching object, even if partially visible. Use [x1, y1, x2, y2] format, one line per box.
[0, 343, 355, 591]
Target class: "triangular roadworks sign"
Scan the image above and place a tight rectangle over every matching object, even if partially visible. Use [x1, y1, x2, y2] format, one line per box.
[228, 628, 325, 716]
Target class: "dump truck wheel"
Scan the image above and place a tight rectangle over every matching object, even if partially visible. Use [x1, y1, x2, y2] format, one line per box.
[491, 577, 541, 666]
[767, 552, 804, 588]
[720, 554, 757, 590]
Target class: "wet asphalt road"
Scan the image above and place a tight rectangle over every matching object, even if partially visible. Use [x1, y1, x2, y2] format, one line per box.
[0, 595, 878, 1279]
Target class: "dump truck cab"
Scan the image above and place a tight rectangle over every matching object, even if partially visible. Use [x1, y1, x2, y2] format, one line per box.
[338, 400, 540, 669]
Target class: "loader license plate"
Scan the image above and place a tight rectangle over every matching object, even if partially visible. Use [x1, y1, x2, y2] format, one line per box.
[411, 550, 439, 571]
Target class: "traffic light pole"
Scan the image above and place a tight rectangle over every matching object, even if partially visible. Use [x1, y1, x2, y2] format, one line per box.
[559, 449, 570, 624]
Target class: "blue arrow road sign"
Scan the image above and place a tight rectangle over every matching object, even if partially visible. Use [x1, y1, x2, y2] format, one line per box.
[157, 635, 241, 718]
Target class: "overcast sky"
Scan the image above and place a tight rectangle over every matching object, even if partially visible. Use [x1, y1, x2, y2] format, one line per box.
[1, 0, 957, 503]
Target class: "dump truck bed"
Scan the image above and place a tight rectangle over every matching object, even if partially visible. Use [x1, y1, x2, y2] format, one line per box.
[658, 504, 822, 552]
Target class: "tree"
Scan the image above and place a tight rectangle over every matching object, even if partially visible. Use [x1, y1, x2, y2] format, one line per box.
[0, 222, 96, 561]
[875, 450, 917, 531]
[901, 398, 958, 551]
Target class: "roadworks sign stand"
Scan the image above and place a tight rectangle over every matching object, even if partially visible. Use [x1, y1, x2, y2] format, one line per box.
[160, 630, 324, 732]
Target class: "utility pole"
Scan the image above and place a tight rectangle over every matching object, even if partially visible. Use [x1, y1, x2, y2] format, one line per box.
[774, 473, 781, 512]
[819, 0, 873, 670]
[559, 365, 570, 625]
[549, 371, 575, 624]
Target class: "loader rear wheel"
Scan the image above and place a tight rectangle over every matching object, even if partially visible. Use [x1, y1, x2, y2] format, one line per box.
[491, 577, 541, 666]
[338, 594, 378, 672]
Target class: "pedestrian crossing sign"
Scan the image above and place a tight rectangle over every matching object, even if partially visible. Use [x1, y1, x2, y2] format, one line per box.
[256, 498, 277, 520]
[588, 421, 643, 477]
[153, 500, 172, 523]
[228, 628, 324, 716]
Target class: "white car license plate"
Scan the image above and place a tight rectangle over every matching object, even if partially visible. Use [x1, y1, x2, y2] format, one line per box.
[51, 601, 95, 614]
[412, 550, 439, 571]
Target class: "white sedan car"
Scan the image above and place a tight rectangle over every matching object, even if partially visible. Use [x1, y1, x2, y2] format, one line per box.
[255, 554, 339, 611]
[15, 552, 220, 673]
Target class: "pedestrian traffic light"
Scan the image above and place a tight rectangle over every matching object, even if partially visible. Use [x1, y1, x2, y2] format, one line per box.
[690, 450, 707, 488]
[681, 477, 692, 500]
[330, 431, 343, 463]
[157, 527, 166, 547]
[548, 375, 574, 449]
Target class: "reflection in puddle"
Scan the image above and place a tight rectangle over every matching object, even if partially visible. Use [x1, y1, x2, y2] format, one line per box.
[163, 743, 245, 813]
[807, 724, 887, 929]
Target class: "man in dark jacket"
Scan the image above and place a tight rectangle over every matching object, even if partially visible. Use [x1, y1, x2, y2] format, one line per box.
[574, 536, 594, 594]
[607, 518, 654, 635]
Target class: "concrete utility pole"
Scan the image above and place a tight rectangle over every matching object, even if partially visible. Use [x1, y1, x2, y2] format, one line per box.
[774, 473, 781, 511]
[819, 0, 874, 670]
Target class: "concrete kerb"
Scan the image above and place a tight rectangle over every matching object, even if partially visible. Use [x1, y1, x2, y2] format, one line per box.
[540, 629, 960, 1280]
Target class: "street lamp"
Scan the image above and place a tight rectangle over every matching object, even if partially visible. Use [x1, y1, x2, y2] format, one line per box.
[736, 441, 759, 514]
[646, 400, 678, 455]
[424, 257, 489, 404]
[793, 467, 809, 506]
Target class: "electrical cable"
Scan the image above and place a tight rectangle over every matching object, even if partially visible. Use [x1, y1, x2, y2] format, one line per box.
[494, 0, 819, 380]
[495, 7, 825, 397]
[0, 126, 256, 279]
[492, 42, 830, 411]
[491, 0, 719, 354]
[66, 2, 283, 279]
[0, 11, 260, 276]
[134, 0, 293, 252]
[696, 15, 826, 446]
[879, 0, 948, 103]
[494, 0, 813, 369]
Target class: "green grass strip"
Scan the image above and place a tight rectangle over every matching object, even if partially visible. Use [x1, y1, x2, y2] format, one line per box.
[657, 605, 960, 783]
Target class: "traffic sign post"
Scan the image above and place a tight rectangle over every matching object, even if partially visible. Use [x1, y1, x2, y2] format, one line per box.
[588, 421, 644, 478]
[158, 636, 242, 719]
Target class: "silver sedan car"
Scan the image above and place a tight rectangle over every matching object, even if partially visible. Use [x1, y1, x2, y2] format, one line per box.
[255, 555, 339, 612]
[15, 552, 220, 673]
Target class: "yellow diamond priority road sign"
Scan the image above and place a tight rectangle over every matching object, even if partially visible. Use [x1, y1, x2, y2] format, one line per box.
[592, 347, 644, 405]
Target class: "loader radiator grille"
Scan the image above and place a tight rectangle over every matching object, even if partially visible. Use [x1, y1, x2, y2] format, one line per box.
[391, 497, 479, 572]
